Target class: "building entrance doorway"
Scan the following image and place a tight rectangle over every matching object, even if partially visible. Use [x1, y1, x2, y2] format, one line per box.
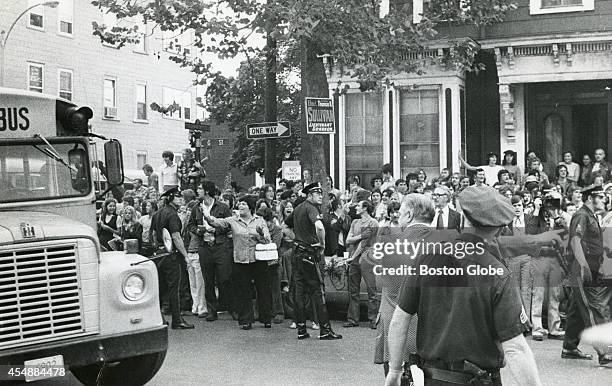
[527, 81, 611, 178]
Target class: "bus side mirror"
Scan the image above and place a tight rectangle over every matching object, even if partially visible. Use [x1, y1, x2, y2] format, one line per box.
[68, 148, 88, 192]
[104, 140, 124, 186]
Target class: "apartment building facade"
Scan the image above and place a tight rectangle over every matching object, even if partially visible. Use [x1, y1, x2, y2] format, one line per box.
[326, 0, 612, 188]
[0, 0, 201, 172]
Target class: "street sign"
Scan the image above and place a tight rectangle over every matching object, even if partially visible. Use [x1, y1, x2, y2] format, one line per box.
[246, 121, 291, 139]
[305, 97, 335, 134]
[185, 119, 210, 132]
[282, 161, 301, 181]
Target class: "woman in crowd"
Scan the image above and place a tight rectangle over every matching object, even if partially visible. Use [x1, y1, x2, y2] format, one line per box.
[526, 150, 544, 173]
[139, 200, 157, 257]
[416, 169, 428, 186]
[580, 153, 594, 186]
[278, 201, 296, 324]
[559, 151, 580, 184]
[259, 184, 276, 207]
[378, 201, 401, 229]
[374, 194, 433, 377]
[98, 198, 119, 251]
[554, 164, 576, 197]
[371, 189, 386, 221]
[117, 205, 143, 253]
[202, 195, 272, 330]
[502, 150, 523, 184]
[257, 207, 285, 325]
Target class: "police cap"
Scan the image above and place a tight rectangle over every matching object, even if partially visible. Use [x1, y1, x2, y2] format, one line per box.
[303, 182, 323, 195]
[160, 186, 180, 198]
[458, 185, 514, 227]
[582, 184, 605, 199]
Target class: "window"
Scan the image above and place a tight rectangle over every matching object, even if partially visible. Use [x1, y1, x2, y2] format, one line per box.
[182, 92, 192, 121]
[136, 151, 147, 169]
[28, 0, 44, 30]
[135, 83, 147, 121]
[28, 63, 44, 93]
[530, 0, 593, 14]
[134, 22, 147, 53]
[344, 92, 384, 186]
[162, 87, 192, 120]
[58, 69, 73, 100]
[103, 78, 117, 119]
[399, 88, 440, 178]
[58, 0, 73, 35]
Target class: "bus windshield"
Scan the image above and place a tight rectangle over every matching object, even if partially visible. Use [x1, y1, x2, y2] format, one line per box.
[0, 140, 91, 203]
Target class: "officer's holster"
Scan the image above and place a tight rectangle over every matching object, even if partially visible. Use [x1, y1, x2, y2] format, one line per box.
[422, 360, 500, 386]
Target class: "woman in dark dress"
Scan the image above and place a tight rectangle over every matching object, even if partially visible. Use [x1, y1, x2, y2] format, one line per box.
[98, 198, 118, 251]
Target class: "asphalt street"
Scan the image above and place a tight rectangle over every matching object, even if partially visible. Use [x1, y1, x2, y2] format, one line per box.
[34, 312, 611, 386]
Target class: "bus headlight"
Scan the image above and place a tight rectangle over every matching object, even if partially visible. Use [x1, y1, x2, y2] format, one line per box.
[122, 274, 145, 301]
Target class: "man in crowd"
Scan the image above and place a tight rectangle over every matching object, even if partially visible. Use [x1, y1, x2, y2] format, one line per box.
[159, 150, 179, 192]
[459, 151, 505, 187]
[150, 187, 194, 330]
[592, 148, 611, 183]
[562, 185, 612, 365]
[380, 163, 396, 191]
[142, 163, 159, 192]
[285, 182, 342, 340]
[385, 185, 541, 386]
[179, 148, 206, 191]
[188, 181, 234, 322]
[431, 186, 461, 232]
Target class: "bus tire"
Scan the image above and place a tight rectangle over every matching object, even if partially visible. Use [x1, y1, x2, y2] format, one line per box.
[71, 350, 166, 386]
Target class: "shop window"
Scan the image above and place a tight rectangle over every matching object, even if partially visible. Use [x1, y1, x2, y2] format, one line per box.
[399, 88, 440, 178]
[345, 92, 384, 187]
[28, 63, 44, 93]
[530, 0, 592, 14]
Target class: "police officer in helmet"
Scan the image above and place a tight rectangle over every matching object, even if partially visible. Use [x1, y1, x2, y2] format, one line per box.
[151, 187, 194, 330]
[385, 185, 541, 386]
[285, 182, 342, 340]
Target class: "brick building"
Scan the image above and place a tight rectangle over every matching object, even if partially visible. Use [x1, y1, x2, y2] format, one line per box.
[0, 0, 201, 172]
[326, 0, 612, 188]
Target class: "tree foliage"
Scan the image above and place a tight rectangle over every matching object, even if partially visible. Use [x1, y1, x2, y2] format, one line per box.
[204, 57, 301, 175]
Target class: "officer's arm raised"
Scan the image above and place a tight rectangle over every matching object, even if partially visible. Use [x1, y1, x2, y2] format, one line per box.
[501, 334, 542, 386]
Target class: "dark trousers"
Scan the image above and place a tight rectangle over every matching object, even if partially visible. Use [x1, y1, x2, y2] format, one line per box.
[156, 253, 183, 323]
[233, 261, 272, 324]
[293, 249, 329, 326]
[563, 274, 612, 354]
[347, 261, 380, 323]
[179, 258, 192, 311]
[199, 242, 233, 315]
[269, 263, 284, 316]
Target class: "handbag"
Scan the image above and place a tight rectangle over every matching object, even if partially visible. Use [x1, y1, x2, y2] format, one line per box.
[255, 243, 279, 261]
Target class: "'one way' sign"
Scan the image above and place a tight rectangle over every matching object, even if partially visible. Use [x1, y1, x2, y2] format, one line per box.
[246, 121, 291, 140]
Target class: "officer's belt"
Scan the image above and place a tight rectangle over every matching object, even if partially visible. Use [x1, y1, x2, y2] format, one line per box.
[422, 362, 500, 385]
[294, 243, 316, 252]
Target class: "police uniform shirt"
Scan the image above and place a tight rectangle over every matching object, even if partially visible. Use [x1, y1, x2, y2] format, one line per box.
[569, 204, 604, 273]
[396, 233, 527, 370]
[288, 200, 321, 246]
[151, 204, 182, 245]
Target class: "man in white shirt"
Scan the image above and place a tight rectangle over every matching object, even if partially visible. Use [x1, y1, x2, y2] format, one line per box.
[159, 150, 179, 192]
[459, 151, 505, 186]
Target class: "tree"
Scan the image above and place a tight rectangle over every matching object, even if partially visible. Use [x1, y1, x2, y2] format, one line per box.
[204, 56, 301, 176]
[91, 0, 517, 189]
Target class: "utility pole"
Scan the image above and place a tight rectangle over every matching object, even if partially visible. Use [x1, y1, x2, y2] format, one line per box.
[263, 1, 277, 184]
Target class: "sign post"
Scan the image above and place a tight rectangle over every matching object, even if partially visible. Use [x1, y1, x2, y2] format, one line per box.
[246, 121, 291, 140]
[305, 97, 335, 134]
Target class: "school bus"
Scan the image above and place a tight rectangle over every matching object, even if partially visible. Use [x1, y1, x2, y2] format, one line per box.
[0, 88, 167, 385]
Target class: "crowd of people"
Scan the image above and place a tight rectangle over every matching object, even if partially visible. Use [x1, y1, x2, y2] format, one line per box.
[96, 146, 612, 382]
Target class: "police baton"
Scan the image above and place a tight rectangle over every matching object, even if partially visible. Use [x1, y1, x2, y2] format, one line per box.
[130, 252, 172, 266]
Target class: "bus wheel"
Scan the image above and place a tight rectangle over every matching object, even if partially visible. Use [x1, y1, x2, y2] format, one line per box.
[71, 351, 166, 386]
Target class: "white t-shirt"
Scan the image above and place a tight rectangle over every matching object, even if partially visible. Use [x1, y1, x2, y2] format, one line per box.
[479, 165, 505, 186]
[159, 163, 179, 187]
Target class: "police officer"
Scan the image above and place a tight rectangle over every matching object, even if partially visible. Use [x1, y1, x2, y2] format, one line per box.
[285, 182, 342, 340]
[385, 185, 541, 386]
[562, 185, 612, 365]
[151, 187, 194, 330]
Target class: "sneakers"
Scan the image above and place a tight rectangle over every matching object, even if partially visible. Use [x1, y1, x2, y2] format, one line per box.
[310, 322, 320, 330]
[532, 331, 544, 341]
[289, 322, 297, 329]
[342, 321, 359, 328]
[297, 323, 310, 340]
[599, 353, 612, 366]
